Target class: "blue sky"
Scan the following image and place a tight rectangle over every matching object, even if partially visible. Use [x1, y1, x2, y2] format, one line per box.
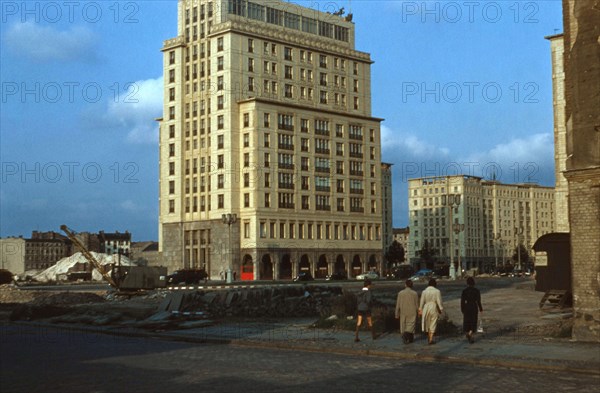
[0, 1, 563, 241]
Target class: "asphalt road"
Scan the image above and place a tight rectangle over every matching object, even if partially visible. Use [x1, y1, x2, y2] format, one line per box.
[1, 325, 597, 393]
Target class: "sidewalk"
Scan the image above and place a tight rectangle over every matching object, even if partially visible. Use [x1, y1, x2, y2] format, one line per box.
[25, 317, 598, 375]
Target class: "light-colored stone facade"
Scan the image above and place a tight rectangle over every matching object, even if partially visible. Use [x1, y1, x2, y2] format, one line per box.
[407, 175, 555, 272]
[0, 238, 26, 275]
[546, 34, 570, 232]
[159, 0, 384, 279]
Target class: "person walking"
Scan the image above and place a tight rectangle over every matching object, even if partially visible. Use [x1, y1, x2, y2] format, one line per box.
[395, 279, 419, 344]
[461, 276, 483, 343]
[419, 278, 444, 345]
[355, 279, 377, 342]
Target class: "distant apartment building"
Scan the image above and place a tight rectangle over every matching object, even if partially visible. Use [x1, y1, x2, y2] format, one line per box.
[158, 0, 384, 279]
[0, 229, 132, 275]
[392, 227, 410, 259]
[98, 231, 131, 257]
[407, 175, 555, 272]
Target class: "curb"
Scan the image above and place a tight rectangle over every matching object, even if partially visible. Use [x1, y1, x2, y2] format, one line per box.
[12, 321, 600, 376]
[230, 338, 600, 376]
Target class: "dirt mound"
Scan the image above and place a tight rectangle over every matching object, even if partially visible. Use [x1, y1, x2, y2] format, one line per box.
[0, 285, 44, 304]
[30, 292, 106, 307]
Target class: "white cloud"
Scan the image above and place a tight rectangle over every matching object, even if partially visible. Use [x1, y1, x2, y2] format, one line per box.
[120, 200, 142, 212]
[4, 22, 97, 62]
[462, 133, 555, 185]
[105, 77, 163, 144]
[381, 125, 450, 161]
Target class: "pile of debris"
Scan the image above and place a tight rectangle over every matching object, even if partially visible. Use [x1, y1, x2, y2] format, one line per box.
[9, 291, 107, 322]
[33, 252, 135, 282]
[174, 285, 343, 318]
[0, 284, 41, 304]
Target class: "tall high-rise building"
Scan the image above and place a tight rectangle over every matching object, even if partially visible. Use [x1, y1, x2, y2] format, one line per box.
[545, 33, 569, 232]
[407, 175, 555, 273]
[158, 0, 384, 280]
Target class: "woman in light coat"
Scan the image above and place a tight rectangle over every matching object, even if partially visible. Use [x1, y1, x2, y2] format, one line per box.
[419, 278, 444, 344]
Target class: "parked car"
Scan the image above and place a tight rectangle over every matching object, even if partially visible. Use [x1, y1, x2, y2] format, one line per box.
[293, 272, 314, 282]
[356, 271, 379, 280]
[167, 269, 208, 285]
[325, 272, 348, 281]
[409, 269, 434, 281]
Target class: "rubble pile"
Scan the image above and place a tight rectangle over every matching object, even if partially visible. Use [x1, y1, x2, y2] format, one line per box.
[0, 285, 42, 304]
[33, 252, 135, 282]
[178, 285, 344, 318]
[9, 291, 107, 322]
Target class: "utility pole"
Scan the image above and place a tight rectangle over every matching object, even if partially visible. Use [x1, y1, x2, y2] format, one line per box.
[222, 213, 237, 283]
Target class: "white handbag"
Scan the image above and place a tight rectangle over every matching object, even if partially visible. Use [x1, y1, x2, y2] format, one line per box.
[477, 319, 484, 333]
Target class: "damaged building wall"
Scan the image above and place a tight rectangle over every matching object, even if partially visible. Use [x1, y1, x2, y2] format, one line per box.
[562, 0, 600, 342]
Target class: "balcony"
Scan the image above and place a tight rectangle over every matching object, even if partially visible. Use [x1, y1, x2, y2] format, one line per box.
[315, 148, 330, 155]
[279, 202, 295, 209]
[278, 163, 295, 170]
[349, 134, 363, 141]
[316, 205, 331, 211]
[278, 143, 294, 151]
[278, 123, 294, 132]
[350, 188, 364, 195]
[349, 152, 363, 158]
[350, 206, 365, 213]
[315, 167, 330, 173]
[315, 186, 331, 192]
[349, 170, 364, 177]
[278, 183, 294, 190]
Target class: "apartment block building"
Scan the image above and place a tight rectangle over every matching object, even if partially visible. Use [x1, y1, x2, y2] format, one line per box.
[159, 0, 384, 280]
[407, 175, 555, 272]
[0, 230, 133, 275]
[392, 227, 409, 258]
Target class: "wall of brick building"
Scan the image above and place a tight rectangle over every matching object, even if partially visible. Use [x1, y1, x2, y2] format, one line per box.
[566, 171, 600, 341]
[562, 0, 600, 342]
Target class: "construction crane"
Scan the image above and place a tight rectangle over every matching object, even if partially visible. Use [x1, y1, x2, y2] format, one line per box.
[60, 224, 119, 288]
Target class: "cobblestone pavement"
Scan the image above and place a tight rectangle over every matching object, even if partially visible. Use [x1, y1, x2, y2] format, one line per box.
[1, 325, 598, 393]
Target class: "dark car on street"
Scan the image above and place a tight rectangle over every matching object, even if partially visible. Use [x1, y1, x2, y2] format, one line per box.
[293, 272, 314, 282]
[386, 265, 415, 280]
[167, 269, 208, 285]
[325, 272, 348, 281]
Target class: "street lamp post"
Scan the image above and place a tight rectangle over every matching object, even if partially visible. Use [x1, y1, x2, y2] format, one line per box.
[493, 233, 502, 272]
[222, 213, 237, 283]
[453, 222, 465, 276]
[514, 226, 523, 271]
[444, 193, 462, 280]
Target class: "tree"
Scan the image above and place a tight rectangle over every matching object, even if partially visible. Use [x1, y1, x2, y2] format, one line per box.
[512, 244, 530, 268]
[417, 240, 437, 268]
[385, 240, 405, 267]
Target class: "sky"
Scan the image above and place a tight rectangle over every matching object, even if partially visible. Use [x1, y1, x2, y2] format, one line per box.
[0, 0, 564, 241]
